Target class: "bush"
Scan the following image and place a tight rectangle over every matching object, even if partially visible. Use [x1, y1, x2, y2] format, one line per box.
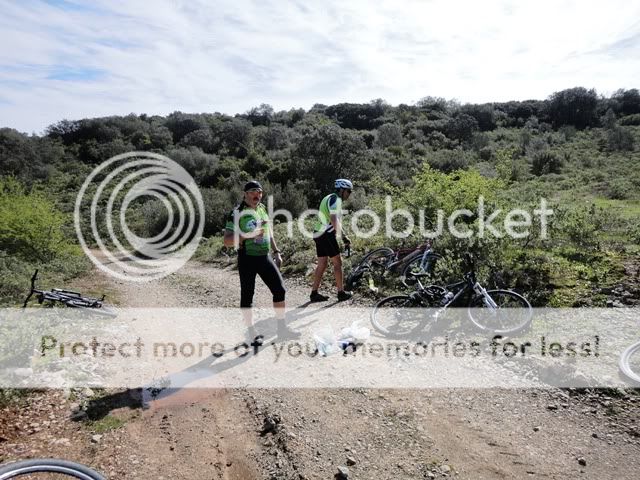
[605, 180, 633, 200]
[425, 131, 453, 150]
[0, 178, 79, 262]
[375, 123, 403, 148]
[619, 114, 640, 126]
[479, 146, 493, 161]
[558, 125, 577, 141]
[607, 126, 635, 151]
[495, 148, 528, 182]
[425, 149, 471, 173]
[531, 151, 563, 175]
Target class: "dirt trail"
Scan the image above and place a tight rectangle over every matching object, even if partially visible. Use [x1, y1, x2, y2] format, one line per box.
[2, 258, 640, 479]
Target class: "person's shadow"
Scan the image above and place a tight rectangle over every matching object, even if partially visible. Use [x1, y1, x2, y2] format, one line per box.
[82, 301, 335, 419]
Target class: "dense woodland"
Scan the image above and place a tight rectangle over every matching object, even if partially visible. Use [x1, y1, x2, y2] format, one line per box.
[1, 86, 639, 306]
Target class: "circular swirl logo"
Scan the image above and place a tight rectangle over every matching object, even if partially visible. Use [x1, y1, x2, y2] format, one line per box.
[74, 152, 205, 282]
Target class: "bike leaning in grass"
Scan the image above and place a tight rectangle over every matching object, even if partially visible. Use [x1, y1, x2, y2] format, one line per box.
[345, 240, 443, 291]
[370, 254, 532, 339]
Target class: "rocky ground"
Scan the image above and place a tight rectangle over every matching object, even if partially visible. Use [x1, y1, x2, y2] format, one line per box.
[2, 258, 640, 479]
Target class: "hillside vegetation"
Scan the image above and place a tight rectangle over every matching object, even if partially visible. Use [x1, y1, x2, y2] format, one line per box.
[1, 86, 639, 306]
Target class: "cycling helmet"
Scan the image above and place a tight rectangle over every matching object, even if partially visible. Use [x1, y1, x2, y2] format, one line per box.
[335, 179, 353, 190]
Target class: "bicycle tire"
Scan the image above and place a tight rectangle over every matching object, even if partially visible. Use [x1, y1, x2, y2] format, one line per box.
[0, 459, 106, 479]
[619, 341, 640, 386]
[346, 247, 394, 290]
[400, 252, 442, 286]
[65, 300, 119, 318]
[371, 295, 427, 339]
[467, 290, 532, 335]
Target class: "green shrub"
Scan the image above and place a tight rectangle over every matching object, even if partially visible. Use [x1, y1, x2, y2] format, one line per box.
[619, 114, 640, 126]
[479, 146, 493, 161]
[605, 180, 633, 200]
[607, 126, 635, 151]
[531, 151, 563, 175]
[425, 149, 472, 173]
[0, 177, 89, 305]
[0, 178, 80, 262]
[558, 125, 577, 141]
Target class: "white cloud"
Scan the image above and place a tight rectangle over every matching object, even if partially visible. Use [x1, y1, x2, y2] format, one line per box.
[1, 0, 639, 133]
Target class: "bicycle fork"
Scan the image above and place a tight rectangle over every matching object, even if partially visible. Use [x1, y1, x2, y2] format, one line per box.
[473, 282, 498, 309]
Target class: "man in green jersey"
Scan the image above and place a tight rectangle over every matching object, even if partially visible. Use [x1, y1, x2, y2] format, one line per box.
[310, 179, 353, 302]
[224, 180, 297, 340]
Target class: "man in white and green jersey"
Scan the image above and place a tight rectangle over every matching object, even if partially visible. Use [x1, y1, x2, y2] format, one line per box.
[310, 179, 353, 302]
[224, 180, 298, 341]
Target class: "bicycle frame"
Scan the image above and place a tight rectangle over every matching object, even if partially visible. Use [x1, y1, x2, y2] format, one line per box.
[413, 264, 497, 310]
[23, 270, 106, 309]
[387, 241, 434, 271]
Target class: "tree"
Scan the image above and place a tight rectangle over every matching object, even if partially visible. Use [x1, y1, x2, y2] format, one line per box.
[416, 96, 456, 114]
[180, 128, 216, 153]
[219, 118, 253, 158]
[493, 100, 545, 126]
[460, 103, 496, 131]
[545, 87, 599, 129]
[164, 112, 208, 143]
[612, 88, 640, 116]
[245, 103, 274, 126]
[375, 123, 403, 148]
[324, 102, 386, 130]
[166, 147, 219, 186]
[445, 113, 478, 142]
[253, 125, 290, 151]
[292, 124, 367, 203]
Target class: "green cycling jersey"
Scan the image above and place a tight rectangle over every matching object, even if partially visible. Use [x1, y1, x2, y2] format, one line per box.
[225, 202, 271, 256]
[314, 193, 342, 233]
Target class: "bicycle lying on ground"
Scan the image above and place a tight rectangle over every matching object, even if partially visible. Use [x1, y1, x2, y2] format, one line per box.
[370, 254, 532, 339]
[0, 458, 105, 479]
[22, 270, 117, 317]
[619, 341, 640, 386]
[345, 240, 443, 291]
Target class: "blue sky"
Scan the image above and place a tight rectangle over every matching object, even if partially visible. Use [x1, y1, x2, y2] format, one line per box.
[1, 0, 639, 133]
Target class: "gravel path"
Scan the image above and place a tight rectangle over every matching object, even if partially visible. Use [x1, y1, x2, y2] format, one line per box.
[2, 257, 640, 479]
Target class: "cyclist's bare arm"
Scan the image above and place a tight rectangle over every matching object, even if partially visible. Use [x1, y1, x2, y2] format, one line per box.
[330, 213, 341, 237]
[331, 214, 350, 244]
[270, 236, 281, 253]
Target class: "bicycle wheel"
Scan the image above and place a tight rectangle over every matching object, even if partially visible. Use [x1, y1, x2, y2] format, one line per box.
[619, 341, 640, 386]
[467, 290, 532, 334]
[401, 253, 443, 286]
[64, 299, 118, 318]
[371, 295, 428, 339]
[0, 459, 105, 479]
[347, 247, 394, 290]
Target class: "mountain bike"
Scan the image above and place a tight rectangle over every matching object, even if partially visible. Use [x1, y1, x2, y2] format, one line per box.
[345, 240, 443, 291]
[370, 254, 532, 339]
[22, 270, 117, 318]
[0, 459, 105, 479]
[619, 341, 640, 386]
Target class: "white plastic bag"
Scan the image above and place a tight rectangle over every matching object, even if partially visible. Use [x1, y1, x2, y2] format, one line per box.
[338, 320, 371, 342]
[313, 325, 337, 356]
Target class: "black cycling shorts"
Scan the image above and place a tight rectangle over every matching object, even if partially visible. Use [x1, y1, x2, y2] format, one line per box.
[238, 253, 286, 308]
[314, 231, 340, 258]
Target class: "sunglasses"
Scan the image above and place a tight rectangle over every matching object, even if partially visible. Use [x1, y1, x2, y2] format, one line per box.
[246, 188, 263, 193]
